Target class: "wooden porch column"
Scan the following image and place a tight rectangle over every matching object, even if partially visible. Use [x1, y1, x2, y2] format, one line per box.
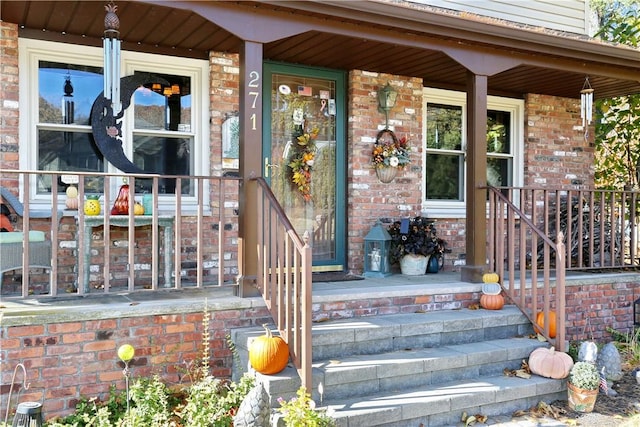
[237, 41, 263, 297]
[461, 71, 488, 283]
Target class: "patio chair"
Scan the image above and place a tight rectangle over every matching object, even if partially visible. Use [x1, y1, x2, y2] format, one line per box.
[0, 186, 60, 285]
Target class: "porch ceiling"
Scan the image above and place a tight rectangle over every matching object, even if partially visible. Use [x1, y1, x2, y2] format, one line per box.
[3, 0, 640, 100]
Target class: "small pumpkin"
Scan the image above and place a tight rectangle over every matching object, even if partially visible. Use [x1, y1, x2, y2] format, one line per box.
[66, 196, 79, 210]
[480, 293, 504, 310]
[528, 346, 573, 379]
[482, 272, 499, 283]
[534, 311, 557, 338]
[248, 324, 289, 375]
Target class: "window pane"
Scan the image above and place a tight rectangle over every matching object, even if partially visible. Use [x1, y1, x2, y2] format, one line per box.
[134, 73, 192, 131]
[487, 157, 512, 187]
[487, 110, 511, 154]
[426, 153, 463, 200]
[37, 129, 104, 194]
[39, 61, 102, 125]
[426, 104, 463, 150]
[133, 135, 194, 195]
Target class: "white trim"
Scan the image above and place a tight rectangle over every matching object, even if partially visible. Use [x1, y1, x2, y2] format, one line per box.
[18, 38, 210, 210]
[422, 87, 524, 218]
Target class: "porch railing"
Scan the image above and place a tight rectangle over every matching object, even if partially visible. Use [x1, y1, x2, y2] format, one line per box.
[487, 186, 566, 351]
[253, 177, 313, 391]
[0, 169, 240, 298]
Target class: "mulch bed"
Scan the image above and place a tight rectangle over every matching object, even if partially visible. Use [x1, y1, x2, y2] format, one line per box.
[517, 369, 640, 426]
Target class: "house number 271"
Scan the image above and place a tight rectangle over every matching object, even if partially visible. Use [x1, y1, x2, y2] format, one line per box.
[248, 71, 260, 131]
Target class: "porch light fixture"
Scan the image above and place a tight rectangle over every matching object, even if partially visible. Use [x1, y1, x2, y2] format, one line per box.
[377, 82, 398, 129]
[103, 1, 122, 116]
[580, 76, 594, 129]
[635, 297, 640, 326]
[363, 220, 392, 278]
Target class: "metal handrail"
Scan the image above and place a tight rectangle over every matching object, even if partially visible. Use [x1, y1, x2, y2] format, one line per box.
[253, 177, 312, 390]
[488, 186, 566, 351]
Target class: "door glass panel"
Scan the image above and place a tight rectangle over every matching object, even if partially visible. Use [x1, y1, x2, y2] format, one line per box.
[269, 74, 337, 263]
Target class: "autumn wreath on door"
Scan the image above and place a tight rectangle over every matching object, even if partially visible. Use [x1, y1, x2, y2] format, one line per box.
[287, 125, 319, 202]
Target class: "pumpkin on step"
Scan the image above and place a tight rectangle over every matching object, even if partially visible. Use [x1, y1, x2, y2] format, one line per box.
[528, 346, 573, 379]
[534, 311, 557, 338]
[249, 325, 289, 375]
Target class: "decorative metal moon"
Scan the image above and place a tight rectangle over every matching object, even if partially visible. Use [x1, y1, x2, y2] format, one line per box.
[90, 73, 168, 173]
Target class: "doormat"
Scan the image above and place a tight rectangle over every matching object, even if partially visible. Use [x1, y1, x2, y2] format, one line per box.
[312, 272, 364, 283]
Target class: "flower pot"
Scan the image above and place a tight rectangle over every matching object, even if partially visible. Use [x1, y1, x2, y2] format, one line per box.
[400, 254, 428, 275]
[567, 382, 598, 413]
[376, 167, 397, 183]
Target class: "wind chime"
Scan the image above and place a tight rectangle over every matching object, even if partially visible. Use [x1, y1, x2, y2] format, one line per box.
[103, 1, 122, 116]
[580, 76, 594, 140]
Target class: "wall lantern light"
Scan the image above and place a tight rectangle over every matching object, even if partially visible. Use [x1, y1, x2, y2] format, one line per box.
[634, 297, 640, 326]
[363, 220, 392, 278]
[377, 82, 398, 129]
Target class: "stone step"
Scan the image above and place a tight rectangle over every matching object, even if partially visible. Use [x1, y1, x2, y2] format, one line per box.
[323, 374, 565, 427]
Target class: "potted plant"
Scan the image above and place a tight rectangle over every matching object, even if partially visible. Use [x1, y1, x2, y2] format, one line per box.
[567, 361, 600, 412]
[387, 216, 447, 275]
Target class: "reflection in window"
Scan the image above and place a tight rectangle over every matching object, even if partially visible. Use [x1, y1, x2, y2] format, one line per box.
[37, 61, 104, 194]
[133, 72, 194, 195]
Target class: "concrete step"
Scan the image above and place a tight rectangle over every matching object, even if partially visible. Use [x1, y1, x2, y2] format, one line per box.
[231, 306, 566, 427]
[323, 374, 565, 427]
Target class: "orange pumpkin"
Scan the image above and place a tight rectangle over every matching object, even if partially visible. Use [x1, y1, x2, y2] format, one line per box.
[534, 311, 557, 338]
[528, 346, 573, 379]
[480, 293, 504, 310]
[248, 325, 289, 375]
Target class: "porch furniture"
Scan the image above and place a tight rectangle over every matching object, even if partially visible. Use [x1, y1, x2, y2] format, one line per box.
[76, 215, 175, 290]
[0, 186, 63, 219]
[0, 231, 52, 284]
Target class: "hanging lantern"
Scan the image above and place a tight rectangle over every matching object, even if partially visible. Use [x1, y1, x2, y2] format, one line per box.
[103, 1, 122, 116]
[580, 76, 594, 128]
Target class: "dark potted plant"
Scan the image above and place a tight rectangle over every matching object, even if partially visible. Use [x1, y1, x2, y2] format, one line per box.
[387, 216, 447, 275]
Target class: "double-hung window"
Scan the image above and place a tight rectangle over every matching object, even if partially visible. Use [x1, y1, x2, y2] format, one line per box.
[423, 88, 524, 217]
[19, 39, 209, 208]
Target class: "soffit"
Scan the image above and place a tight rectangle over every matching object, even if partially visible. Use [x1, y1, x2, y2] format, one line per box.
[2, 0, 639, 99]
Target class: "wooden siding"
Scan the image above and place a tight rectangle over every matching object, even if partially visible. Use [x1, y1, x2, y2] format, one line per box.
[409, 0, 589, 34]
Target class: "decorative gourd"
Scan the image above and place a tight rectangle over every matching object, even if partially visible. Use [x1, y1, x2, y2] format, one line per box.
[66, 196, 79, 210]
[528, 346, 573, 379]
[535, 311, 557, 338]
[133, 202, 145, 215]
[84, 195, 101, 216]
[248, 325, 289, 375]
[111, 183, 130, 215]
[480, 293, 504, 310]
[483, 272, 499, 283]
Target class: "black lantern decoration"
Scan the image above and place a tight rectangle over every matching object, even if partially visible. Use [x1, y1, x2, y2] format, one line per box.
[635, 297, 640, 326]
[364, 220, 392, 278]
[377, 82, 398, 129]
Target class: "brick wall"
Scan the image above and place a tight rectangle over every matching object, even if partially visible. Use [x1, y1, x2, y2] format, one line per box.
[524, 93, 595, 189]
[0, 21, 19, 185]
[347, 71, 424, 273]
[1, 305, 272, 420]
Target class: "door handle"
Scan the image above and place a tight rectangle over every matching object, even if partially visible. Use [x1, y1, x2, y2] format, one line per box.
[264, 157, 279, 178]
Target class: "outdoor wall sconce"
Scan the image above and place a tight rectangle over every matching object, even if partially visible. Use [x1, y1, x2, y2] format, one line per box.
[363, 220, 392, 278]
[634, 297, 640, 326]
[377, 82, 398, 129]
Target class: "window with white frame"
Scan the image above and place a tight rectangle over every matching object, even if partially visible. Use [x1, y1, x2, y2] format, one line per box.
[423, 88, 524, 218]
[19, 39, 209, 204]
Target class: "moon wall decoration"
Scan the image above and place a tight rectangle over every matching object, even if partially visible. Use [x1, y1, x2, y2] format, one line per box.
[90, 73, 169, 174]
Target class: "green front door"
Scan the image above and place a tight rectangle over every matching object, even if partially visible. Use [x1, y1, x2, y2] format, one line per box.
[263, 62, 346, 271]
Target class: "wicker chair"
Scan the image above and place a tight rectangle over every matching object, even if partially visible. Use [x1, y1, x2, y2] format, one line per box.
[0, 187, 60, 285]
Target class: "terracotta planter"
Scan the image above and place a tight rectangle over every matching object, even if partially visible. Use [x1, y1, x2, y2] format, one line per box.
[400, 254, 427, 275]
[567, 382, 598, 412]
[376, 167, 397, 183]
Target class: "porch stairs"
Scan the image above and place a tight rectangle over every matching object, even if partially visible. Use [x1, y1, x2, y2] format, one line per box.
[232, 305, 566, 427]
